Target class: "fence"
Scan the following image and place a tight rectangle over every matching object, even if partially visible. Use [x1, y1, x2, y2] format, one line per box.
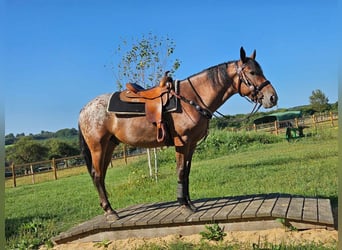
[5, 147, 147, 188]
[248, 111, 338, 135]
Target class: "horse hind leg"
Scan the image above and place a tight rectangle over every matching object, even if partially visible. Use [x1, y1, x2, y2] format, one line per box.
[91, 137, 119, 220]
[102, 137, 120, 220]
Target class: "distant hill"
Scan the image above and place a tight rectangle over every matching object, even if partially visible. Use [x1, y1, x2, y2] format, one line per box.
[5, 128, 79, 146]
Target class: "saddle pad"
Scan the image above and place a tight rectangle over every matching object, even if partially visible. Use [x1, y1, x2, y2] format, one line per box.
[107, 91, 178, 115]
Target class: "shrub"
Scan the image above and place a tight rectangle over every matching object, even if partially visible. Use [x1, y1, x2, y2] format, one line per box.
[195, 130, 281, 160]
[200, 223, 226, 241]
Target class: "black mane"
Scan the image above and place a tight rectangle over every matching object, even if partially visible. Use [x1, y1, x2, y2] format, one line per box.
[184, 60, 235, 85]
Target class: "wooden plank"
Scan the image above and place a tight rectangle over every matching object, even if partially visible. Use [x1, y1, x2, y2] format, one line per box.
[111, 203, 149, 228]
[256, 193, 278, 218]
[228, 196, 253, 220]
[317, 198, 334, 224]
[160, 205, 185, 224]
[136, 205, 164, 226]
[271, 195, 291, 218]
[199, 198, 228, 221]
[188, 199, 217, 222]
[287, 197, 304, 221]
[91, 215, 112, 230]
[147, 202, 180, 225]
[302, 198, 318, 223]
[172, 199, 210, 223]
[121, 202, 160, 227]
[214, 197, 238, 220]
[134, 202, 170, 226]
[242, 195, 265, 219]
[172, 199, 208, 223]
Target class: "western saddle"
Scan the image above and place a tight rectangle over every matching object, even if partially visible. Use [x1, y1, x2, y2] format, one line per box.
[120, 72, 174, 142]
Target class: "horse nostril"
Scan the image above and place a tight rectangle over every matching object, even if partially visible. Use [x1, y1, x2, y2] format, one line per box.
[270, 95, 277, 104]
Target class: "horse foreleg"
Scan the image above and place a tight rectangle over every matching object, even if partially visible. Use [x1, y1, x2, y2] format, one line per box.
[175, 145, 197, 213]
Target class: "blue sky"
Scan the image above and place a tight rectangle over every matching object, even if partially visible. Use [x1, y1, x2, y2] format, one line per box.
[3, 0, 338, 135]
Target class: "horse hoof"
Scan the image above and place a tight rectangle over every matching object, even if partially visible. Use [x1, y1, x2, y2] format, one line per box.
[105, 211, 119, 221]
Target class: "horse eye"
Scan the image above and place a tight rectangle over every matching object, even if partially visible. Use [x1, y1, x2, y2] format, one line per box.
[250, 71, 256, 75]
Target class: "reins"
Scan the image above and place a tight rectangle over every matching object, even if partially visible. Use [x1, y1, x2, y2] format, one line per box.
[170, 61, 267, 123]
[170, 84, 213, 119]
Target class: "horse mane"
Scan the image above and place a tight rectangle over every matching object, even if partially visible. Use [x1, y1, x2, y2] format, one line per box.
[184, 60, 235, 86]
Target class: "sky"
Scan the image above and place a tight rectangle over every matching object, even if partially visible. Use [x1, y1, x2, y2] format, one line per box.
[2, 0, 339, 135]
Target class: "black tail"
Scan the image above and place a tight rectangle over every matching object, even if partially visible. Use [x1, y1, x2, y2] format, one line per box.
[79, 124, 93, 176]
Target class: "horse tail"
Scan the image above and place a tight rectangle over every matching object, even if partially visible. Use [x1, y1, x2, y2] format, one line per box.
[78, 124, 93, 176]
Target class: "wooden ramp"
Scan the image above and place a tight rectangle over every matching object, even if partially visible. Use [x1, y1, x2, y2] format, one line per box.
[52, 194, 335, 244]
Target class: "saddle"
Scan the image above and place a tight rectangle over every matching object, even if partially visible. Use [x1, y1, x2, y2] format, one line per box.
[119, 72, 174, 142]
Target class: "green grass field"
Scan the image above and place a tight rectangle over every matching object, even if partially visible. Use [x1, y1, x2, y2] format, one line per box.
[5, 126, 338, 249]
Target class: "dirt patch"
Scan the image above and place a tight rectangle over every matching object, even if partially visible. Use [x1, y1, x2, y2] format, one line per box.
[46, 228, 337, 249]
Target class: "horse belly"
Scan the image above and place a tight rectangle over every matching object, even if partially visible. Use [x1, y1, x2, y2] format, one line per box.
[111, 115, 166, 148]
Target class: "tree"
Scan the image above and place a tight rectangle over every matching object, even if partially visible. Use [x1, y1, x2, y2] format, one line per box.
[309, 89, 329, 113]
[55, 128, 79, 138]
[6, 137, 49, 164]
[111, 32, 181, 90]
[45, 139, 80, 159]
[5, 133, 16, 145]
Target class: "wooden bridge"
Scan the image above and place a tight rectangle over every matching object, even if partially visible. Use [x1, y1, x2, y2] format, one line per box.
[52, 193, 335, 245]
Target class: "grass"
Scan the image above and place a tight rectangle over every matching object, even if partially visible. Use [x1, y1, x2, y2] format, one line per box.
[5, 127, 338, 249]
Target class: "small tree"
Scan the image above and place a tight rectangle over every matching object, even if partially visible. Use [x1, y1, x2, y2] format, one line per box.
[309, 89, 329, 113]
[111, 32, 180, 90]
[110, 33, 181, 179]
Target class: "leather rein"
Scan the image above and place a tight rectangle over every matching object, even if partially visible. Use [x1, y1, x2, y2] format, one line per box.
[170, 61, 271, 121]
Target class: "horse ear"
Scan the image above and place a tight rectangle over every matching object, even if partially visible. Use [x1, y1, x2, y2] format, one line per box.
[250, 49, 256, 60]
[240, 47, 247, 63]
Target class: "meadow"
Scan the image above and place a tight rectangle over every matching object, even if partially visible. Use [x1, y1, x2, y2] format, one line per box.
[5, 126, 338, 249]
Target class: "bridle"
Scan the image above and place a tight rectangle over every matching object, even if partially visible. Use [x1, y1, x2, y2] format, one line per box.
[235, 61, 271, 103]
[170, 61, 272, 121]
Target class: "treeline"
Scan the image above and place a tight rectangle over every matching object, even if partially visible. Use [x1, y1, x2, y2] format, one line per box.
[5, 128, 80, 166]
[5, 128, 79, 146]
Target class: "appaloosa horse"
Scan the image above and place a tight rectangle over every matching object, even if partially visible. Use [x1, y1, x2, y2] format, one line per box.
[78, 47, 278, 219]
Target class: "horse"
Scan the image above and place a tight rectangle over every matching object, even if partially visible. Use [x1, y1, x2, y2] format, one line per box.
[78, 47, 278, 220]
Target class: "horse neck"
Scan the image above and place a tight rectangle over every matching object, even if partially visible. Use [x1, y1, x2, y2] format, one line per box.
[182, 62, 238, 113]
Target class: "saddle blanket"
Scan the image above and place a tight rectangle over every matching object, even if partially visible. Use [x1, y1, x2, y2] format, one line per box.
[107, 91, 178, 115]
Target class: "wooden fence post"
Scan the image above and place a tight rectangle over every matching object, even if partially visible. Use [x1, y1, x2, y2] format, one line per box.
[11, 163, 17, 188]
[312, 115, 317, 130]
[294, 118, 299, 128]
[52, 158, 57, 180]
[253, 123, 257, 132]
[274, 121, 279, 135]
[30, 164, 35, 184]
[330, 112, 334, 127]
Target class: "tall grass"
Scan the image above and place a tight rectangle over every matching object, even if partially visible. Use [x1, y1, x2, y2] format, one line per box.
[5, 128, 338, 249]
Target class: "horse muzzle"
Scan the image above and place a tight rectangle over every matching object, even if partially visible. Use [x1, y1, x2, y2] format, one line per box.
[260, 88, 278, 108]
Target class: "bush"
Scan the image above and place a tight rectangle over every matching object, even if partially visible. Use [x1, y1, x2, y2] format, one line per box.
[195, 130, 281, 160]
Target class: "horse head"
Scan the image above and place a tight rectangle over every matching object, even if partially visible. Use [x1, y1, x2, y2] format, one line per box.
[234, 47, 278, 109]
